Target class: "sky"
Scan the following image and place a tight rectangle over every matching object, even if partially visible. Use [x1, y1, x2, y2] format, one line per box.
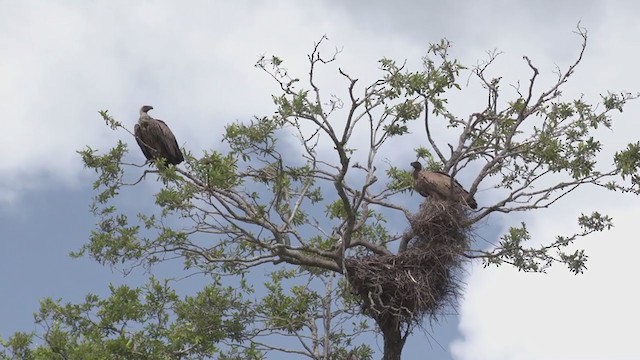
[1, 1, 640, 359]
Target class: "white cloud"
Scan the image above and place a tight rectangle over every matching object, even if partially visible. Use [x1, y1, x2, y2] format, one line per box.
[451, 201, 640, 360]
[2, 1, 640, 359]
[0, 0, 426, 204]
[447, 4, 640, 358]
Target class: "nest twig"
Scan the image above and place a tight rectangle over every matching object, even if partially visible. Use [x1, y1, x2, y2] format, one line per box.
[346, 200, 471, 325]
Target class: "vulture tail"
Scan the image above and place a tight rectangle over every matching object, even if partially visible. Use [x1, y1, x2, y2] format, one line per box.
[467, 196, 478, 209]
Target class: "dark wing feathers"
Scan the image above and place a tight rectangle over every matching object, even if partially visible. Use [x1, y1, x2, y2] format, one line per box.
[464, 189, 478, 209]
[154, 119, 184, 165]
[135, 118, 184, 165]
[134, 123, 154, 161]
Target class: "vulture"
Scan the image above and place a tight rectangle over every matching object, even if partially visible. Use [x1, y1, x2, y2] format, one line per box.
[134, 105, 184, 166]
[410, 161, 477, 209]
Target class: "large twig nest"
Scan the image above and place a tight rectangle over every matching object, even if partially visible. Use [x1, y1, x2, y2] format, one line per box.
[346, 200, 472, 325]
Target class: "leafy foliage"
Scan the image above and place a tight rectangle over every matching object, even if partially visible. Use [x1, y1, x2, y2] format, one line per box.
[0, 278, 256, 360]
[5, 28, 639, 359]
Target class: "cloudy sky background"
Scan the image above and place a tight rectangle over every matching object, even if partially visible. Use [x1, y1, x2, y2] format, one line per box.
[1, 1, 640, 359]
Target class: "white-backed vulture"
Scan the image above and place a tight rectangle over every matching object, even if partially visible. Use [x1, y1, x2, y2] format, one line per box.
[410, 161, 477, 209]
[134, 105, 184, 166]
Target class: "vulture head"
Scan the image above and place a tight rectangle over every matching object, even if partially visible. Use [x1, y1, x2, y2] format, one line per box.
[140, 105, 154, 116]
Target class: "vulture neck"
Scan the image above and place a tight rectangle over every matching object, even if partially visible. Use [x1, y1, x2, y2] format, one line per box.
[139, 111, 152, 123]
[412, 166, 422, 178]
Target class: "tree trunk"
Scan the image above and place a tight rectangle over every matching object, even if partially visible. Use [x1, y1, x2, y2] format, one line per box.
[377, 315, 407, 360]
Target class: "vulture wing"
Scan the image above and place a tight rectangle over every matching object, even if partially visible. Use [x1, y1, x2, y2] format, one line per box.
[135, 119, 184, 165]
[134, 123, 154, 161]
[434, 171, 478, 209]
[428, 171, 457, 200]
[414, 171, 444, 200]
[420, 171, 478, 209]
[154, 119, 184, 165]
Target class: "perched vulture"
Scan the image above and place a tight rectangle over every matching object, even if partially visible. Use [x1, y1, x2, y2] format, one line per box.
[410, 161, 477, 209]
[134, 105, 184, 166]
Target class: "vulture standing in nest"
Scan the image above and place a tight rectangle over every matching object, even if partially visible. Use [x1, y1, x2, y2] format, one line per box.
[410, 161, 477, 209]
[135, 105, 184, 166]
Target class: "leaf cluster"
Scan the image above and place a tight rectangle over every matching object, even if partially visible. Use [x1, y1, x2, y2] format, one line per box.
[0, 278, 256, 360]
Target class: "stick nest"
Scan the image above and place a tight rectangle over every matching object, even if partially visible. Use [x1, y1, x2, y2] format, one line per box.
[346, 200, 472, 325]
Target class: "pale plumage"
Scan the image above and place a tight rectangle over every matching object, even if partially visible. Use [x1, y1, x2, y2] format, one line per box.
[134, 105, 184, 166]
[410, 161, 477, 209]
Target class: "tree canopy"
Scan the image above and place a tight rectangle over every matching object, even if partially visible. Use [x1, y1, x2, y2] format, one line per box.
[3, 27, 640, 360]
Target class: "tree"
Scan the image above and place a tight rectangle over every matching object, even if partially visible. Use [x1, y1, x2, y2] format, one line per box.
[3, 26, 640, 360]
